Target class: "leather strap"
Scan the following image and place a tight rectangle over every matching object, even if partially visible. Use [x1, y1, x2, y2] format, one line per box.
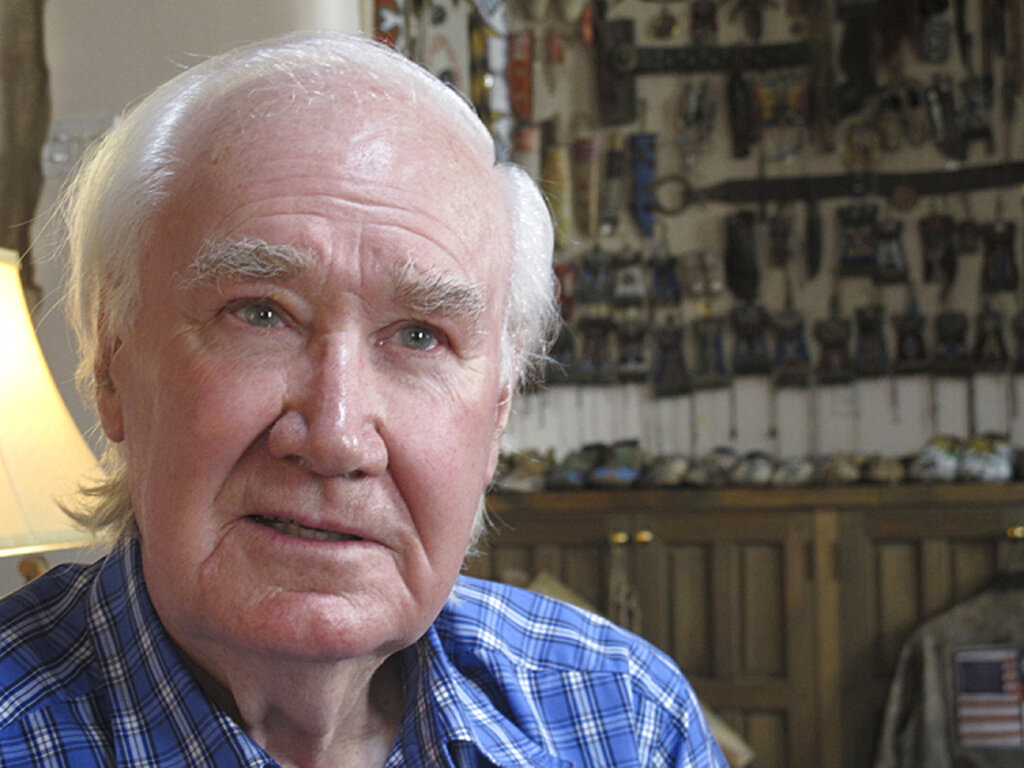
[651, 160, 1024, 213]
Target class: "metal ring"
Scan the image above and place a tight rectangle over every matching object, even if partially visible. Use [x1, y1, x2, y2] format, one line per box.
[651, 174, 692, 215]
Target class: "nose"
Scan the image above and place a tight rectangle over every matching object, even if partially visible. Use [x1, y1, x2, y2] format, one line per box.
[267, 334, 388, 478]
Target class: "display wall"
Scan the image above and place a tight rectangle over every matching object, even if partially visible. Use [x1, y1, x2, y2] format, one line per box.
[376, 0, 1024, 473]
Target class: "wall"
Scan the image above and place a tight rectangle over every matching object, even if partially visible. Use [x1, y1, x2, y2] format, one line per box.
[498, 1, 1024, 462]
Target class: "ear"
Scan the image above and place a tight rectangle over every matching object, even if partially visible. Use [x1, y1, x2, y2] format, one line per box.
[494, 383, 513, 435]
[485, 384, 514, 479]
[95, 338, 125, 443]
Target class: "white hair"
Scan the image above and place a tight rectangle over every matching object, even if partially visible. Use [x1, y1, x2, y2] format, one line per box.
[61, 31, 558, 539]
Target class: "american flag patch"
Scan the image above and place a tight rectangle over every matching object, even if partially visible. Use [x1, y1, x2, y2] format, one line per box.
[954, 647, 1024, 748]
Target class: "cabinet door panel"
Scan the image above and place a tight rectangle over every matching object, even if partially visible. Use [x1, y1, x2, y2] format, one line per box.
[668, 545, 712, 675]
[742, 544, 786, 677]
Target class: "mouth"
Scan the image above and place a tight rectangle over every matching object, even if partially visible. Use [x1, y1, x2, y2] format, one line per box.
[249, 514, 362, 543]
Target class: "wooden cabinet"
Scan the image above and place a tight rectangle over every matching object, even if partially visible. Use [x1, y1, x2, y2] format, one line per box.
[469, 484, 1024, 768]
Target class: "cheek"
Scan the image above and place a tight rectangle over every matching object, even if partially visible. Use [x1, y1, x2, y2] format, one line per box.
[127, 357, 288, 511]
[386, 388, 500, 532]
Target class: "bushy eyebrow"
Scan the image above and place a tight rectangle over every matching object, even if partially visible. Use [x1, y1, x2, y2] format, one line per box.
[180, 238, 313, 290]
[392, 257, 487, 324]
[178, 238, 487, 323]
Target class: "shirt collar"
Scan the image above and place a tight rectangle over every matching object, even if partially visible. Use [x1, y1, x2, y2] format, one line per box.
[394, 580, 573, 768]
[90, 543, 571, 768]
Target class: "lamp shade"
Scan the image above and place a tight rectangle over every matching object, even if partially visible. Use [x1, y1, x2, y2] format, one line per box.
[0, 247, 99, 556]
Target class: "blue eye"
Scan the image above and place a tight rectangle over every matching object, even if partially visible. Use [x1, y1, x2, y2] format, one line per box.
[398, 325, 438, 351]
[241, 303, 282, 328]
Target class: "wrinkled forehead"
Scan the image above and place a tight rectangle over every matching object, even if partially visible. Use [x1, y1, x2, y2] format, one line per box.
[169, 73, 510, 261]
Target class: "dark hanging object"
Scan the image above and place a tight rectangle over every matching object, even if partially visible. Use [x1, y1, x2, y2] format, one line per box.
[932, 309, 971, 376]
[772, 308, 812, 387]
[836, 7, 878, 115]
[981, 220, 1019, 293]
[836, 203, 880, 277]
[919, 213, 958, 296]
[615, 318, 650, 381]
[1012, 310, 1024, 373]
[854, 304, 890, 377]
[725, 210, 760, 303]
[973, 301, 1009, 372]
[650, 253, 682, 306]
[815, 296, 854, 384]
[768, 210, 793, 267]
[730, 303, 773, 375]
[893, 299, 929, 374]
[628, 132, 658, 239]
[727, 69, 759, 158]
[652, 322, 692, 396]
[877, 0, 917, 69]
[576, 316, 616, 384]
[874, 218, 909, 284]
[805, 197, 823, 279]
[692, 315, 730, 389]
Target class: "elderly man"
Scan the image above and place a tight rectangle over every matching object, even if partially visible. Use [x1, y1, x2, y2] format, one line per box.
[0, 33, 726, 767]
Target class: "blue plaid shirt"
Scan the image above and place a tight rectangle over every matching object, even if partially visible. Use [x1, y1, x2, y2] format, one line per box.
[0, 539, 726, 767]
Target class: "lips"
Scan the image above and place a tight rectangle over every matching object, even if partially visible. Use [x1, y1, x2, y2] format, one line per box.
[249, 514, 362, 542]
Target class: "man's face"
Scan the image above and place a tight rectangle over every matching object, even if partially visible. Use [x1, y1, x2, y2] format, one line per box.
[97, 92, 512, 670]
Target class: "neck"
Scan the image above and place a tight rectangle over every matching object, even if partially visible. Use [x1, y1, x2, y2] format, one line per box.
[185, 650, 405, 768]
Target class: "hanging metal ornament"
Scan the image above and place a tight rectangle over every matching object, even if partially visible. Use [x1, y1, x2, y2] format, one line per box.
[576, 316, 616, 383]
[836, 202, 879, 277]
[611, 250, 647, 306]
[649, 239, 682, 307]
[598, 134, 628, 236]
[692, 314, 730, 389]
[677, 78, 717, 171]
[576, 246, 613, 305]
[773, 308, 812, 388]
[973, 300, 1009, 372]
[615, 315, 651, 381]
[892, 295, 929, 374]
[874, 218, 910, 284]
